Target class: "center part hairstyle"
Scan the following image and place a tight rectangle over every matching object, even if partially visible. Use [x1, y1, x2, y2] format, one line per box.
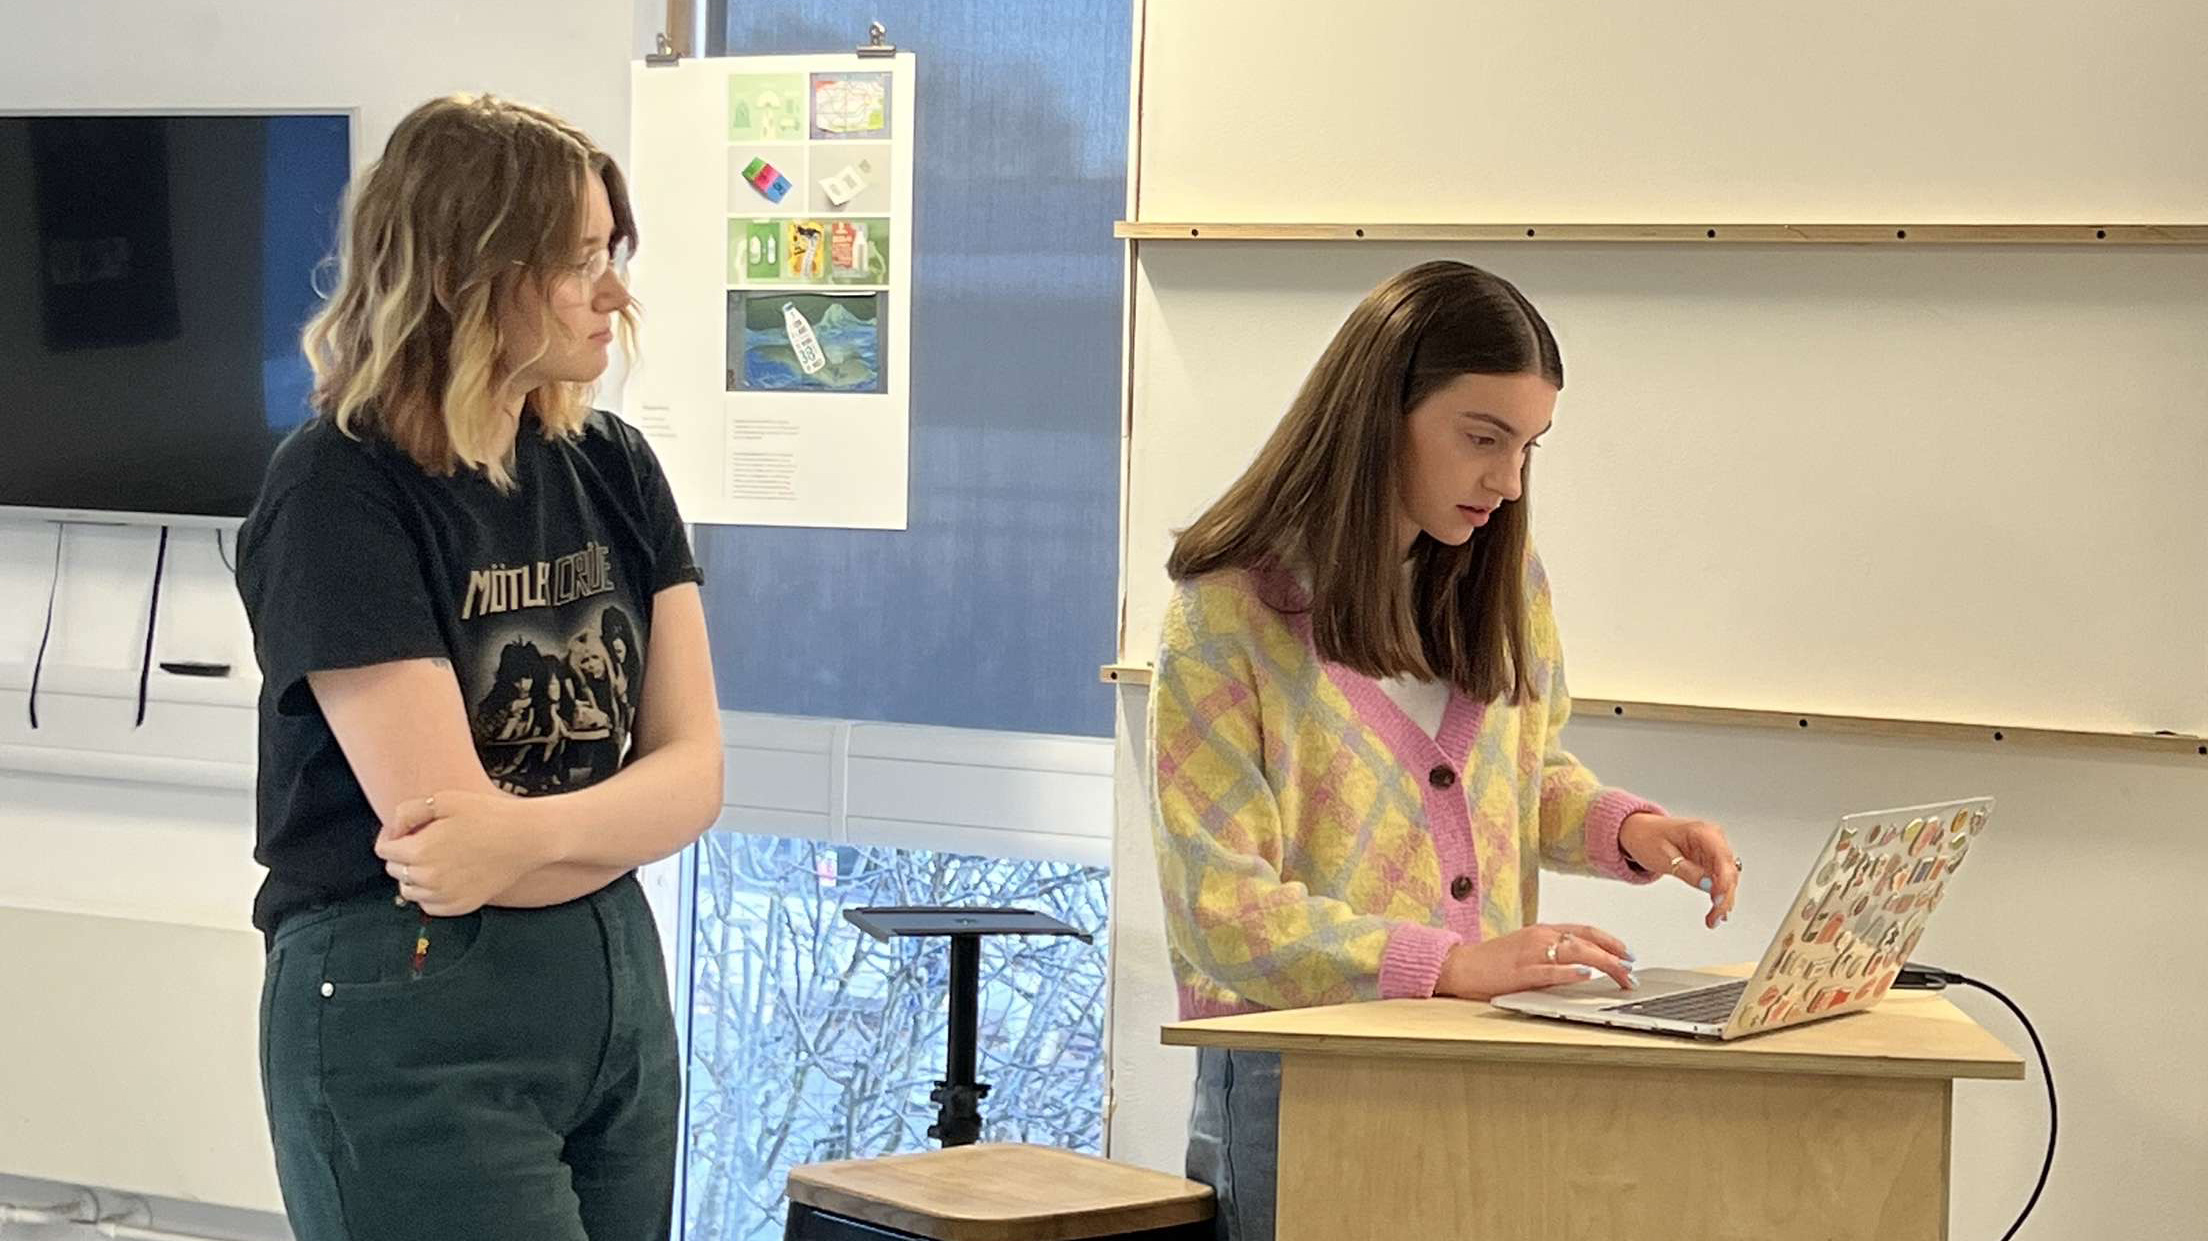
[1168, 260, 1563, 703]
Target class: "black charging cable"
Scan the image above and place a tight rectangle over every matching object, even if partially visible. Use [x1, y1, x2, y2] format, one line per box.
[28, 523, 64, 728]
[134, 526, 169, 727]
[1895, 964, 2053, 1240]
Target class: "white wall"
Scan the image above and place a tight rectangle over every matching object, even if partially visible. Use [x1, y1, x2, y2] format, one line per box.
[1137, 0, 2208, 222]
[1122, 242, 2208, 732]
[0, 1, 637, 1232]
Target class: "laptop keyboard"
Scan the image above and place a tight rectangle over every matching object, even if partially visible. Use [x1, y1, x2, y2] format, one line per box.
[1603, 979, 1748, 1025]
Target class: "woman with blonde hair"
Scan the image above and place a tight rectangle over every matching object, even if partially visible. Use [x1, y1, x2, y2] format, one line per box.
[236, 94, 722, 1241]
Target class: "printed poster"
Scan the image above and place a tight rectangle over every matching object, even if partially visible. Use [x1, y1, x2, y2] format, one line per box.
[627, 52, 914, 528]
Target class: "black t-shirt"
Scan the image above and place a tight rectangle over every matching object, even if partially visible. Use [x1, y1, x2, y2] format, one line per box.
[235, 410, 700, 935]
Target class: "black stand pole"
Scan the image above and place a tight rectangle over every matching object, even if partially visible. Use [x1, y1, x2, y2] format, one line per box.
[843, 906, 1093, 1149]
[930, 934, 987, 1146]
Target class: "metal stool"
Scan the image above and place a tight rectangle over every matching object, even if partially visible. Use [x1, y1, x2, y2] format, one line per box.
[784, 1143, 1214, 1241]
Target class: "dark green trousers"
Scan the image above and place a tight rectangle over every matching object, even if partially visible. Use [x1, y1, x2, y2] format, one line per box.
[260, 873, 679, 1241]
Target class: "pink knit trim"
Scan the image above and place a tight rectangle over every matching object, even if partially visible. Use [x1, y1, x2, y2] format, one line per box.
[1380, 922, 1463, 999]
[1324, 667, 1489, 942]
[1586, 789, 1666, 884]
[1256, 563, 1491, 943]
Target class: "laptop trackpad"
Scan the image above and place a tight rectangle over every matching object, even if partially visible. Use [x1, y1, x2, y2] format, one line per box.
[1521, 968, 1735, 1010]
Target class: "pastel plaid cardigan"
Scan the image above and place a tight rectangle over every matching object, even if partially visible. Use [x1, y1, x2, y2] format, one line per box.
[1148, 558, 1661, 1019]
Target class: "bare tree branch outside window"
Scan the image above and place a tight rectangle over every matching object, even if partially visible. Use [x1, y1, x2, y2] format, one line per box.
[682, 833, 1109, 1239]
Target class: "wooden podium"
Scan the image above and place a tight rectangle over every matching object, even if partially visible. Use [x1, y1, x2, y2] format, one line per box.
[1163, 969, 2025, 1241]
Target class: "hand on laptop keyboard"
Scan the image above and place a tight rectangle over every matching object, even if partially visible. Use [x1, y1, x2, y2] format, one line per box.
[1439, 923, 1639, 1000]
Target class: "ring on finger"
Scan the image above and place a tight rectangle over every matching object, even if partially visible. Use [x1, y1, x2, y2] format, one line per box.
[1667, 856, 1688, 874]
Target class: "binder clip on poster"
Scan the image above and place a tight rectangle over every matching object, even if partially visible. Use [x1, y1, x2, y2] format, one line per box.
[856, 22, 896, 58]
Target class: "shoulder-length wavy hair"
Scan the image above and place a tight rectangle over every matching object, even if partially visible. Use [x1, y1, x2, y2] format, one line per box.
[303, 93, 639, 490]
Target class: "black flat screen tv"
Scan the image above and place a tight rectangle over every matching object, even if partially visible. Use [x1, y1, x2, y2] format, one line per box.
[0, 111, 352, 525]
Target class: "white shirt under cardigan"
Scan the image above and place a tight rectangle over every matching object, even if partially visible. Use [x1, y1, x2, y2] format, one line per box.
[1293, 563, 1452, 739]
[1379, 673, 1450, 740]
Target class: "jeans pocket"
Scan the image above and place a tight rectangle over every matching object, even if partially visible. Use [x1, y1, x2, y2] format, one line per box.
[318, 903, 492, 1001]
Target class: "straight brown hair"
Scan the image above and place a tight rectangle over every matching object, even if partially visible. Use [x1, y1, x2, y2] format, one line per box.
[303, 94, 639, 490]
[1167, 260, 1563, 703]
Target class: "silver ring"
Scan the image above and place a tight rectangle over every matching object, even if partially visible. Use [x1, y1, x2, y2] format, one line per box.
[401, 863, 412, 887]
[1667, 856, 1688, 874]
[1546, 936, 1569, 965]
[425, 795, 438, 820]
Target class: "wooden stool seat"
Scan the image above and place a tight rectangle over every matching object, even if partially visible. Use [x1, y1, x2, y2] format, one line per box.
[785, 1143, 1215, 1241]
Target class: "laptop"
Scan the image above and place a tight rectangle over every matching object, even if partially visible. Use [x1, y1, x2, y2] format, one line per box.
[1492, 797, 1992, 1040]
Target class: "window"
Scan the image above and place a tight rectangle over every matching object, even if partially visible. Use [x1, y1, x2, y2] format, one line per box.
[680, 831, 1109, 1239]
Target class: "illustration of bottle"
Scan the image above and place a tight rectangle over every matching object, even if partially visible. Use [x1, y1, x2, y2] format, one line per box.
[782, 302, 827, 375]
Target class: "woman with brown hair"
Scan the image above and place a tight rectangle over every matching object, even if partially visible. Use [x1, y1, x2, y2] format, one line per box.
[1149, 261, 1743, 1241]
[236, 94, 723, 1241]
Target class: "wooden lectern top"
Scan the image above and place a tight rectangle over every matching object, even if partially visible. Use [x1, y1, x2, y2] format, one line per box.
[1164, 965, 2024, 1081]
